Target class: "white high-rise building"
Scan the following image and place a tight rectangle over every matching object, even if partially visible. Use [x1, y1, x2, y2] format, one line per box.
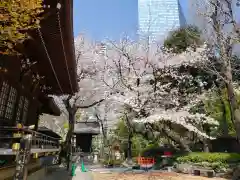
[138, 0, 186, 41]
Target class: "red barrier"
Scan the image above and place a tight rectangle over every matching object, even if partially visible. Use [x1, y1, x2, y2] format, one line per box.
[137, 157, 155, 166]
[163, 151, 172, 156]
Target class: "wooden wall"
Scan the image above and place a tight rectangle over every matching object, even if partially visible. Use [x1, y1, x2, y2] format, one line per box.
[0, 55, 41, 126]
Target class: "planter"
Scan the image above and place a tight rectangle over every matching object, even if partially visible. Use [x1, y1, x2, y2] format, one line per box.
[193, 169, 200, 176]
[175, 163, 193, 174]
[193, 168, 215, 178]
[104, 164, 113, 168]
[233, 166, 240, 180]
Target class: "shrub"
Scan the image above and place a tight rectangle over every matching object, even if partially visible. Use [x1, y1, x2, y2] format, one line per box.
[176, 152, 240, 171]
[132, 157, 138, 163]
[164, 25, 202, 54]
[177, 152, 240, 163]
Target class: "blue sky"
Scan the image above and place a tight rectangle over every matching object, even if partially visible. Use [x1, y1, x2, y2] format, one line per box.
[73, 0, 138, 41]
[73, 0, 188, 41]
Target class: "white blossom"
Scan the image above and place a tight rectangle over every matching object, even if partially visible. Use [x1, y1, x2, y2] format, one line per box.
[133, 110, 217, 139]
[104, 39, 217, 139]
[53, 35, 217, 141]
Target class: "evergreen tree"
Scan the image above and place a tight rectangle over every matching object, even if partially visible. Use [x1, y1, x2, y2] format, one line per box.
[164, 25, 202, 54]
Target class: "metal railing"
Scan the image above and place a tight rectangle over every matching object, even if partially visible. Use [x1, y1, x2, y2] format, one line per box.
[0, 126, 60, 150]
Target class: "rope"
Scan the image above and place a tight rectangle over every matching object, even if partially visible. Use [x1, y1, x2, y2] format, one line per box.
[57, 10, 74, 94]
[37, 28, 64, 94]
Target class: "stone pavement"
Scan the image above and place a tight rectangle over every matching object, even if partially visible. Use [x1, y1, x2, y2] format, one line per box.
[74, 171, 93, 180]
[41, 167, 93, 180]
[41, 169, 69, 180]
[40, 166, 228, 180]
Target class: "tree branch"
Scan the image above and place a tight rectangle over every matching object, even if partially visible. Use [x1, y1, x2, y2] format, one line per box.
[76, 99, 104, 109]
[63, 95, 72, 110]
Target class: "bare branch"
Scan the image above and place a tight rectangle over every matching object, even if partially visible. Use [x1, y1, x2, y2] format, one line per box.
[76, 99, 104, 109]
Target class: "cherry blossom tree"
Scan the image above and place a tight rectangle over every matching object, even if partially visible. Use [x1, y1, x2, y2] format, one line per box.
[191, 0, 240, 140]
[52, 36, 114, 169]
[39, 114, 68, 140]
[103, 37, 219, 151]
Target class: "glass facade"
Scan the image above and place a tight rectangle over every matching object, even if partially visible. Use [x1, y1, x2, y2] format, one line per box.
[138, 0, 186, 41]
[187, 0, 208, 31]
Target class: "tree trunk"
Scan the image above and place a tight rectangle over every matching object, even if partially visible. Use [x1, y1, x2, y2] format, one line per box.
[66, 109, 76, 170]
[150, 123, 191, 152]
[203, 139, 210, 152]
[211, 0, 238, 140]
[98, 119, 107, 159]
[222, 58, 240, 140]
[220, 96, 229, 136]
[127, 133, 132, 161]
[202, 124, 212, 152]
[124, 115, 133, 162]
[215, 82, 229, 136]
[99, 120, 107, 146]
[162, 128, 191, 152]
[225, 81, 240, 140]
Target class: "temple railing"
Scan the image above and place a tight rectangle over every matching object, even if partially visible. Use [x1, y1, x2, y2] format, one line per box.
[0, 126, 60, 155]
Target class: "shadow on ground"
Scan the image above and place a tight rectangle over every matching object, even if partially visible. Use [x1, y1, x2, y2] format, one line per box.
[40, 167, 71, 180]
[42, 166, 93, 180]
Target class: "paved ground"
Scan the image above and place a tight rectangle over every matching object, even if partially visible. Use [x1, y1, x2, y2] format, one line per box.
[42, 168, 93, 180]
[91, 172, 227, 180]
[41, 168, 70, 180]
[43, 165, 227, 180]
[44, 170, 227, 180]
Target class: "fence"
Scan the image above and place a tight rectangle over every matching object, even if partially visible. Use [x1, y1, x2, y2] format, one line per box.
[137, 157, 155, 169]
[0, 126, 60, 153]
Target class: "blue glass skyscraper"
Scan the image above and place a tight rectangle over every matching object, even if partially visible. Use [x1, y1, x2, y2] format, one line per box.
[138, 0, 186, 41]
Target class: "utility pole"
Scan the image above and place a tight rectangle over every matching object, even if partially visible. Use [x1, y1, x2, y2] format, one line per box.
[14, 134, 32, 180]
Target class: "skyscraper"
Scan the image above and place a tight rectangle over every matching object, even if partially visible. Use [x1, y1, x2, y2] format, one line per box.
[138, 0, 186, 41]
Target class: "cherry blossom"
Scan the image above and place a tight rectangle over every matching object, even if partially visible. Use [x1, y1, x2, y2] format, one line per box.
[105, 40, 218, 139]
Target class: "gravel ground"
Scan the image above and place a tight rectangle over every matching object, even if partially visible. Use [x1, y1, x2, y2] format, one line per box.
[42, 166, 228, 180]
[91, 172, 228, 180]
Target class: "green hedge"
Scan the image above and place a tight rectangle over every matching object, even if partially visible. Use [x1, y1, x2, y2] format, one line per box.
[176, 152, 240, 170]
[177, 152, 240, 163]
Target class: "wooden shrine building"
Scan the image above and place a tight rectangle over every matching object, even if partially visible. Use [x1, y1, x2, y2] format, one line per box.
[74, 121, 100, 153]
[0, 0, 77, 127]
[0, 0, 77, 174]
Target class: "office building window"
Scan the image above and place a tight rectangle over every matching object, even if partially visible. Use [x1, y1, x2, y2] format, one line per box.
[138, 0, 185, 41]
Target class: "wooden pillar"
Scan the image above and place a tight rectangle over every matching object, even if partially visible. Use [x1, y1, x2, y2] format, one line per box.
[14, 134, 32, 180]
[34, 108, 41, 131]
